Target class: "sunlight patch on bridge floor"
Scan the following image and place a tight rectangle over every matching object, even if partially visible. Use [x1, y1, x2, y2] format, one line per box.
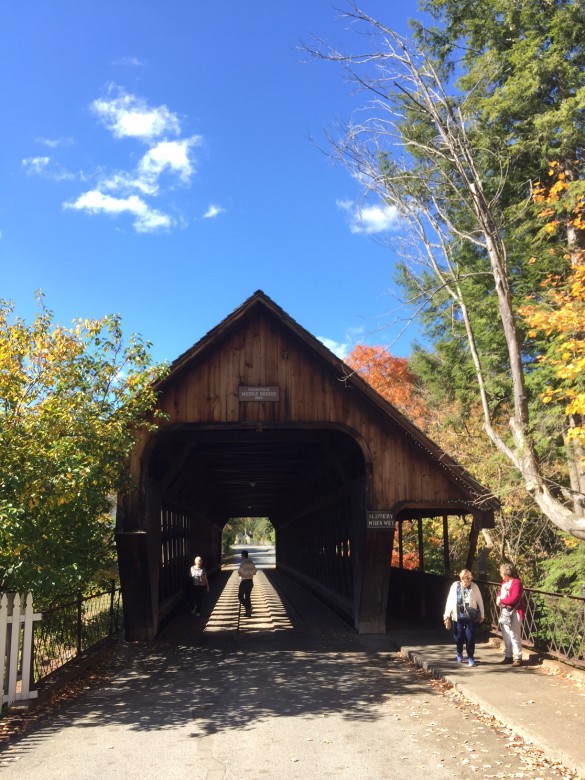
[203, 571, 293, 634]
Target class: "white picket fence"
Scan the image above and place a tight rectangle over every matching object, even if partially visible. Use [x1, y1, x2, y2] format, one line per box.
[1, 592, 41, 709]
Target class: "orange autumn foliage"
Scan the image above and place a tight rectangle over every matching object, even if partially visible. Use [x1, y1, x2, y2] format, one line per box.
[346, 344, 428, 427]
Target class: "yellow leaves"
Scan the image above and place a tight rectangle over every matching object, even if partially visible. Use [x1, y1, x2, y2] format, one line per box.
[541, 390, 555, 405]
[521, 164, 585, 443]
[537, 207, 556, 219]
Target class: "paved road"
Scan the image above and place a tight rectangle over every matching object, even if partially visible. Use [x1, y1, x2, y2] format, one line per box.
[0, 560, 578, 779]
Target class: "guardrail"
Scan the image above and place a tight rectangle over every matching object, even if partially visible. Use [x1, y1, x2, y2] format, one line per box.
[2, 584, 122, 712]
[388, 569, 585, 668]
[33, 582, 122, 687]
[481, 579, 585, 669]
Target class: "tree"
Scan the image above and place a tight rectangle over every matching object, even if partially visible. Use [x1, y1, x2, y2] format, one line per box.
[222, 517, 275, 551]
[345, 344, 428, 426]
[310, 1, 585, 538]
[519, 166, 585, 502]
[0, 295, 167, 602]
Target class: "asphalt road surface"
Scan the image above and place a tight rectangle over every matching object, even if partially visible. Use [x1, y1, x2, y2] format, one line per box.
[0, 550, 573, 779]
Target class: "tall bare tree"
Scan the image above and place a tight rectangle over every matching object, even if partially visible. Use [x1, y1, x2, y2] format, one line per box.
[308, 2, 585, 538]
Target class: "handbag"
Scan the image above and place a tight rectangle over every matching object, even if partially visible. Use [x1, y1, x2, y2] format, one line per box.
[498, 607, 513, 627]
[457, 583, 480, 622]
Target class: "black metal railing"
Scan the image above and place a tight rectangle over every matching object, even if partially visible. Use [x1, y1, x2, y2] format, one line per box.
[481, 579, 585, 669]
[388, 569, 585, 669]
[33, 582, 122, 684]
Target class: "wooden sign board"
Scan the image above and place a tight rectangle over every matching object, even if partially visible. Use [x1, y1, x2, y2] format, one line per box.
[238, 385, 280, 402]
[367, 511, 395, 529]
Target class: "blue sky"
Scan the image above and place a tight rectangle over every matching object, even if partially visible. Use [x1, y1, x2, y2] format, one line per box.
[0, 1, 423, 364]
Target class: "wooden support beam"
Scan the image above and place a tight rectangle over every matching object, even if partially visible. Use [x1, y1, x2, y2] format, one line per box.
[417, 511, 425, 572]
[398, 521, 403, 569]
[442, 514, 450, 575]
[465, 515, 481, 571]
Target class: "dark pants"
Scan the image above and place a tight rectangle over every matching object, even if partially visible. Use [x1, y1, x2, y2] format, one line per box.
[453, 619, 477, 659]
[191, 585, 205, 614]
[238, 579, 253, 614]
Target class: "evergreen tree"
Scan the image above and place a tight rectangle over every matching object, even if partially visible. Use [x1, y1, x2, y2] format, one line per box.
[312, 1, 585, 537]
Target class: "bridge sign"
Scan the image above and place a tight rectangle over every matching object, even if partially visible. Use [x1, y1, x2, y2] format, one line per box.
[238, 385, 280, 402]
[367, 511, 394, 529]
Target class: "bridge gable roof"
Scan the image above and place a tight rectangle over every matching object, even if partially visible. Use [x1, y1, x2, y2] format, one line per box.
[157, 290, 497, 513]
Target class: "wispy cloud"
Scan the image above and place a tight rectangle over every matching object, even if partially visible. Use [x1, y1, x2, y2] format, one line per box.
[23, 156, 50, 175]
[64, 190, 172, 233]
[91, 87, 180, 142]
[25, 85, 205, 234]
[337, 199, 399, 234]
[35, 137, 73, 149]
[22, 156, 76, 181]
[138, 138, 200, 188]
[112, 56, 146, 68]
[318, 325, 365, 359]
[318, 336, 350, 358]
[202, 204, 224, 219]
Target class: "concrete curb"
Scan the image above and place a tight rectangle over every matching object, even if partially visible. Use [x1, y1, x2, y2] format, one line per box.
[398, 644, 585, 779]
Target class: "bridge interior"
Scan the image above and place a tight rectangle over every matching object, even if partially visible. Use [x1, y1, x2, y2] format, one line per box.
[150, 427, 365, 520]
[151, 427, 367, 628]
[160, 546, 357, 645]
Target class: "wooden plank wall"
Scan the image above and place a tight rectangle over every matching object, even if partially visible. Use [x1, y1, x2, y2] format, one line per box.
[148, 309, 472, 512]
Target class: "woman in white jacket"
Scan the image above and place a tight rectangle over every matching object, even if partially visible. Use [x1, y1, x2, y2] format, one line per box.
[443, 569, 485, 667]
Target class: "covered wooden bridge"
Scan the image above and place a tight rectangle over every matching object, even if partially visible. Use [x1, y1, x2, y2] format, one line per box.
[116, 291, 497, 640]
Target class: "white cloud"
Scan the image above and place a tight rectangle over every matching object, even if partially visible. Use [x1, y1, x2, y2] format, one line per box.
[112, 56, 146, 68]
[35, 137, 73, 149]
[25, 86, 202, 234]
[91, 87, 181, 142]
[22, 156, 75, 181]
[318, 336, 351, 359]
[97, 137, 200, 198]
[64, 190, 172, 233]
[138, 138, 200, 188]
[202, 204, 224, 219]
[23, 156, 51, 175]
[318, 325, 365, 359]
[337, 199, 399, 234]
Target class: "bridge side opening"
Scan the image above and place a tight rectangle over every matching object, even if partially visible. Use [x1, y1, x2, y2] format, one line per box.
[387, 508, 489, 627]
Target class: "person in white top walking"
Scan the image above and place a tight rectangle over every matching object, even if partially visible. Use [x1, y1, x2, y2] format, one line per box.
[189, 556, 209, 616]
[238, 550, 257, 617]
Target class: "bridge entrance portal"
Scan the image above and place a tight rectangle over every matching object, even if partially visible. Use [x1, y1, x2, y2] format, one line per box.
[116, 292, 496, 640]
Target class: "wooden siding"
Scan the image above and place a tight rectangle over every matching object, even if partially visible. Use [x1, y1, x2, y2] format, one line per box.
[143, 309, 475, 512]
